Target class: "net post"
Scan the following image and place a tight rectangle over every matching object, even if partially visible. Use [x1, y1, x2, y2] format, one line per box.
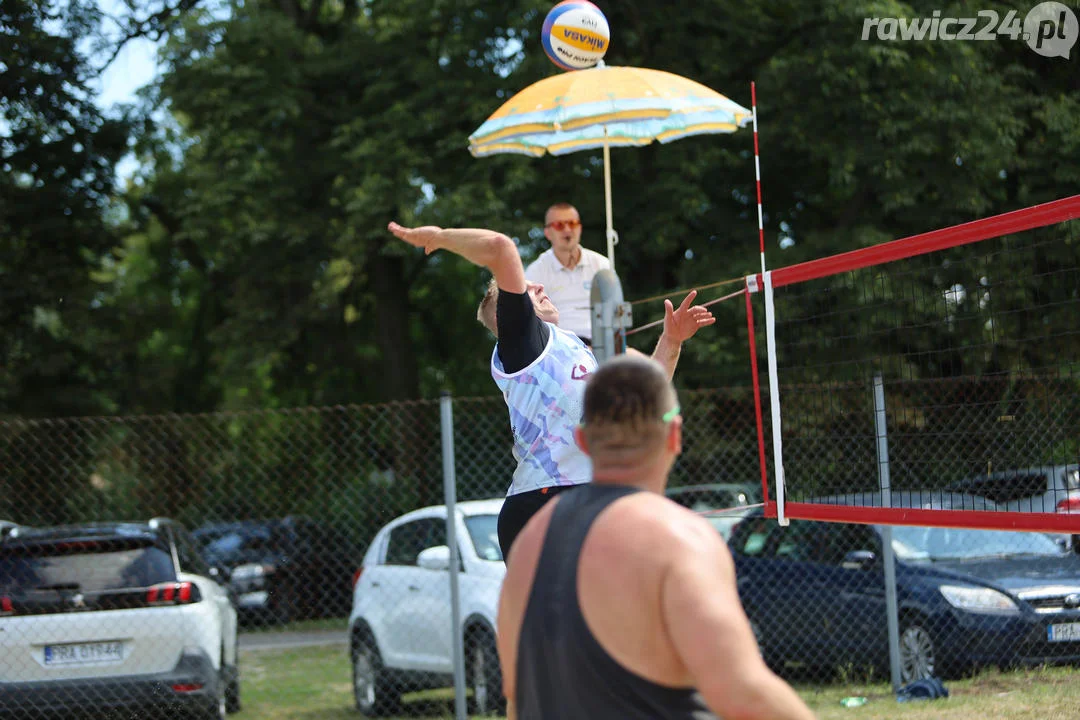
[590, 269, 632, 364]
[744, 278, 770, 507]
[603, 127, 618, 267]
[762, 271, 787, 526]
[873, 374, 902, 692]
[439, 392, 467, 720]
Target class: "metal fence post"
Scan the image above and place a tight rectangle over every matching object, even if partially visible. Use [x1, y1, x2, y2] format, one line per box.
[873, 373, 902, 692]
[440, 391, 467, 720]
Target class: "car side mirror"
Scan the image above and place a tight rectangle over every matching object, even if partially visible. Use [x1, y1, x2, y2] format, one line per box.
[841, 550, 876, 571]
[417, 545, 452, 571]
[210, 565, 232, 583]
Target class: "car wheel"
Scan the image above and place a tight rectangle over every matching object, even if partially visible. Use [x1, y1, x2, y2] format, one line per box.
[271, 584, 296, 625]
[224, 664, 241, 714]
[467, 627, 505, 715]
[899, 617, 937, 683]
[352, 631, 400, 717]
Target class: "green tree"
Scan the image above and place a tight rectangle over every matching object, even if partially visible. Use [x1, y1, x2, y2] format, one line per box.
[0, 0, 131, 417]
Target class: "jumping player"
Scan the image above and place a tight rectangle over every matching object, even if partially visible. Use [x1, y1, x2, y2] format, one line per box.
[387, 221, 714, 560]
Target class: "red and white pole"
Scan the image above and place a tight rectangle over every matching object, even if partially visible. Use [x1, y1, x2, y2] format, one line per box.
[751, 81, 765, 275]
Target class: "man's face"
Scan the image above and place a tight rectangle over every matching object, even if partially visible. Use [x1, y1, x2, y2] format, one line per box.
[526, 281, 559, 325]
[543, 206, 582, 255]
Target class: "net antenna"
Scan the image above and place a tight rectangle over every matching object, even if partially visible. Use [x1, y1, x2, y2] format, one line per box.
[751, 81, 790, 526]
[749, 195, 1080, 533]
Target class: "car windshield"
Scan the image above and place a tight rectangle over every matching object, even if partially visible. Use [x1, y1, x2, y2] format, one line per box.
[890, 525, 1066, 561]
[0, 541, 176, 593]
[465, 515, 502, 562]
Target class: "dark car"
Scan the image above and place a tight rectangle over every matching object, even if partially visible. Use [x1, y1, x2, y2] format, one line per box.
[728, 505, 1080, 683]
[193, 516, 360, 624]
[0, 519, 239, 719]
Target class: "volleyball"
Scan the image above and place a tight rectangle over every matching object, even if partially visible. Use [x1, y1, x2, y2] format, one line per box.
[540, 1, 610, 72]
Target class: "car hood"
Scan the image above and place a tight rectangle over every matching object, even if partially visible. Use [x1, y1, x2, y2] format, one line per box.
[920, 555, 1080, 593]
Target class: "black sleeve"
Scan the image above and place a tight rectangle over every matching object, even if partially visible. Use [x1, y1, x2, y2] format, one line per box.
[496, 289, 550, 374]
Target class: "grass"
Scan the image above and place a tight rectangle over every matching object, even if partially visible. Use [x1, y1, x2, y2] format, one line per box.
[233, 642, 1080, 719]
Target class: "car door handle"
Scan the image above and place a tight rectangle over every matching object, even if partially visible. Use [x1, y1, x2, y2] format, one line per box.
[370, 581, 380, 588]
[408, 585, 420, 592]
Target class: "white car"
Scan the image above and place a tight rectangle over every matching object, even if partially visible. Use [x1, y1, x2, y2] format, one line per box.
[349, 499, 506, 716]
[0, 519, 240, 719]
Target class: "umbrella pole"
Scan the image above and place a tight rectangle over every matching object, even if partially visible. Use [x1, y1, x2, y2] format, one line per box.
[603, 126, 617, 267]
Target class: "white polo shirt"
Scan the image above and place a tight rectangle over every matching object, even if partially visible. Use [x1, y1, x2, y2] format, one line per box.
[524, 247, 611, 340]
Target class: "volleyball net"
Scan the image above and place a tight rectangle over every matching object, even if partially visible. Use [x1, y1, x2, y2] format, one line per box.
[747, 195, 1080, 533]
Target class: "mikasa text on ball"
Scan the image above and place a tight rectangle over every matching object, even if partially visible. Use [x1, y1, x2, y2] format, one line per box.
[541, 1, 610, 71]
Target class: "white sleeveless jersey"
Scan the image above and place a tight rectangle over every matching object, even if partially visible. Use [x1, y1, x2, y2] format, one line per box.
[492, 323, 597, 496]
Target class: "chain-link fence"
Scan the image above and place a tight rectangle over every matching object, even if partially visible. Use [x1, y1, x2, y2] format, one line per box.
[2, 382, 1079, 717]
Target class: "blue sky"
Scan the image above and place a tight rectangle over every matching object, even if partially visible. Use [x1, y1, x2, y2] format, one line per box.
[91, 36, 158, 109]
[88, 1, 165, 180]
[89, 0, 161, 109]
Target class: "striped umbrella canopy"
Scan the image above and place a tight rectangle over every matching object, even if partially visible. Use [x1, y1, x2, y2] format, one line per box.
[468, 64, 751, 267]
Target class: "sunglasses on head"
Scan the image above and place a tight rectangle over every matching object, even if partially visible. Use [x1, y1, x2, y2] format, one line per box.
[545, 220, 581, 231]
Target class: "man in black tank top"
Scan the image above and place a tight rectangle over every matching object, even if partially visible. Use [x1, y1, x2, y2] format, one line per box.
[496, 356, 817, 720]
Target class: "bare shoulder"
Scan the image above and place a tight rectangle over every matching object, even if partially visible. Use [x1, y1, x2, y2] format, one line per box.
[605, 492, 728, 556]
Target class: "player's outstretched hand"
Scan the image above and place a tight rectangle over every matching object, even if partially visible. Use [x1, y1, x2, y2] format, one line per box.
[664, 290, 716, 343]
[388, 222, 442, 255]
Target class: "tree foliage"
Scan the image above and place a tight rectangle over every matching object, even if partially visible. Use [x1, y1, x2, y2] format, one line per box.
[1, 0, 131, 416]
[2, 0, 1078, 417]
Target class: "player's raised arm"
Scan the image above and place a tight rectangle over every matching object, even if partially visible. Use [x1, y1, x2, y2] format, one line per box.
[661, 518, 817, 720]
[626, 289, 716, 379]
[388, 222, 527, 293]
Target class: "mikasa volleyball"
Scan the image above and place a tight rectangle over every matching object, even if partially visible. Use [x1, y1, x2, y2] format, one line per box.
[541, 1, 611, 71]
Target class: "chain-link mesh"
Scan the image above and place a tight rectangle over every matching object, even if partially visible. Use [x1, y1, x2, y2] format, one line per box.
[764, 217, 1080, 526]
[3, 373, 1079, 715]
[0, 402, 447, 717]
[0, 387, 761, 716]
[736, 209, 1080, 685]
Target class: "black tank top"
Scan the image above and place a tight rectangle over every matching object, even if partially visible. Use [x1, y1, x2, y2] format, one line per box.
[515, 483, 718, 719]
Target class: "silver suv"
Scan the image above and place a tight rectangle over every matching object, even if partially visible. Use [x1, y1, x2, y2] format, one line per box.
[0, 519, 240, 719]
[946, 464, 1080, 550]
[946, 464, 1080, 514]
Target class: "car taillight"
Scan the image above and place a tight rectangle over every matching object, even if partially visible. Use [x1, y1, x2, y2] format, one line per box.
[1057, 497, 1080, 514]
[146, 582, 201, 605]
[0, 596, 12, 616]
[352, 568, 363, 588]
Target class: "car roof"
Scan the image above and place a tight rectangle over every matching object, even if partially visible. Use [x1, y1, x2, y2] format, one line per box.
[388, 498, 504, 526]
[806, 491, 999, 511]
[192, 515, 331, 534]
[2, 522, 163, 545]
[666, 483, 760, 494]
[957, 464, 1078, 480]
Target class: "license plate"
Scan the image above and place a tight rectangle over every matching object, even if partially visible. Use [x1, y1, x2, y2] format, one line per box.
[1048, 623, 1080, 643]
[44, 641, 124, 666]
